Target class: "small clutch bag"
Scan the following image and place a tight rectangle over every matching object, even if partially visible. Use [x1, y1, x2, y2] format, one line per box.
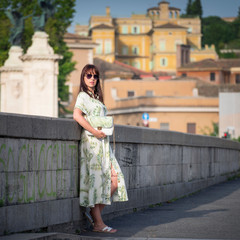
[85, 116, 114, 136]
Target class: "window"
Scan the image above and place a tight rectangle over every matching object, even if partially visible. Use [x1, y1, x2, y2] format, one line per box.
[132, 46, 139, 55]
[122, 46, 128, 55]
[96, 40, 103, 54]
[133, 61, 140, 69]
[105, 40, 111, 54]
[160, 123, 169, 130]
[149, 61, 153, 70]
[159, 40, 166, 51]
[160, 57, 168, 67]
[187, 123, 196, 134]
[127, 91, 135, 97]
[187, 27, 192, 33]
[146, 90, 154, 96]
[236, 74, 240, 84]
[182, 73, 187, 77]
[122, 26, 128, 34]
[131, 26, 140, 34]
[210, 72, 215, 81]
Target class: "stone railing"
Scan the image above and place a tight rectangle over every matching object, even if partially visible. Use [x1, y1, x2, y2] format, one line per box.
[0, 113, 240, 235]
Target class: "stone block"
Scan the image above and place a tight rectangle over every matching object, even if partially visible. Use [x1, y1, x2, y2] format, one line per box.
[121, 166, 139, 190]
[0, 139, 7, 172]
[6, 202, 36, 233]
[7, 114, 32, 138]
[32, 117, 57, 140]
[117, 143, 139, 167]
[0, 172, 6, 206]
[57, 119, 81, 141]
[0, 207, 6, 235]
[0, 114, 7, 136]
[72, 198, 82, 221]
[48, 199, 72, 225]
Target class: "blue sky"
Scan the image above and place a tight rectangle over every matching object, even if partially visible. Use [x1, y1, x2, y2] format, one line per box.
[68, 0, 239, 33]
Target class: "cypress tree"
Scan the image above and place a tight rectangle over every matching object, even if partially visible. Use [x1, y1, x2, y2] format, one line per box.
[186, 0, 193, 15]
[191, 0, 203, 18]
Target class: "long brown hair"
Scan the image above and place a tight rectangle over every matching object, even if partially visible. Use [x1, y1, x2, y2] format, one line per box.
[79, 64, 104, 103]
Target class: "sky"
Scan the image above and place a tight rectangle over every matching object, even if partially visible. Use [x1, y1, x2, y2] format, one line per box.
[68, 0, 239, 33]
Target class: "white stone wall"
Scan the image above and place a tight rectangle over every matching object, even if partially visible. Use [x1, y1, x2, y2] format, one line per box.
[0, 32, 61, 117]
[219, 92, 240, 139]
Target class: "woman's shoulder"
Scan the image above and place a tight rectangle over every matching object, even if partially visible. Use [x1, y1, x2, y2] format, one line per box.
[77, 91, 90, 99]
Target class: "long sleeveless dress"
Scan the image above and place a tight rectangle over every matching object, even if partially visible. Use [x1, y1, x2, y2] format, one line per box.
[74, 91, 128, 207]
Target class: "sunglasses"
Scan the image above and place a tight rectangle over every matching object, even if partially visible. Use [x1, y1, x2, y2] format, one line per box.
[86, 74, 98, 80]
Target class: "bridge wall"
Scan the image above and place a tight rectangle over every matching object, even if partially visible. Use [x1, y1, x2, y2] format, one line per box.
[0, 113, 240, 235]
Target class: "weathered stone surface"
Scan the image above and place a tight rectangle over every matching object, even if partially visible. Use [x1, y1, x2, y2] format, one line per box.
[0, 113, 240, 235]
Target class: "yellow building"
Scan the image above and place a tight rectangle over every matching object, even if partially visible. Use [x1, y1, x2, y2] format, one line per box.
[76, 1, 218, 74]
[104, 79, 219, 135]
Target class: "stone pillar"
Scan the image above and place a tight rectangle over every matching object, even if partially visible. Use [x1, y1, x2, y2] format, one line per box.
[21, 31, 62, 117]
[0, 46, 24, 113]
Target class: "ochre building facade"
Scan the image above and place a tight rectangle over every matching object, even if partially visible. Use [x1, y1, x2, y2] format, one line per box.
[104, 79, 218, 135]
[76, 1, 218, 74]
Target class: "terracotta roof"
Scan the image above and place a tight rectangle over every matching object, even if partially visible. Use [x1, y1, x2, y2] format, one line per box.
[91, 24, 114, 30]
[179, 58, 240, 70]
[154, 23, 187, 29]
[93, 58, 168, 79]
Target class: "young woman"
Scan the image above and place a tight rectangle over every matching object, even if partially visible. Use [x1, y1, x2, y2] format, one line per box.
[73, 64, 128, 233]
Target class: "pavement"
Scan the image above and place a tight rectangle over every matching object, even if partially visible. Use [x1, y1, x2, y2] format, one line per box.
[1, 178, 240, 240]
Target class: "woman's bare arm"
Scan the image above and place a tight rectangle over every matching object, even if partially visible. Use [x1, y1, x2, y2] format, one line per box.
[73, 108, 106, 139]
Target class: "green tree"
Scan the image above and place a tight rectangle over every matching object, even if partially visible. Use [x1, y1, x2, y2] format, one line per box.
[186, 0, 193, 15]
[202, 16, 235, 52]
[0, 0, 76, 107]
[191, 0, 203, 18]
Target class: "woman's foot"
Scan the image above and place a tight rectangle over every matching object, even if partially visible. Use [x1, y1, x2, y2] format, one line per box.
[93, 225, 117, 233]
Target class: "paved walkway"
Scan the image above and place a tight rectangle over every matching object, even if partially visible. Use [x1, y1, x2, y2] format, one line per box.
[1, 178, 240, 240]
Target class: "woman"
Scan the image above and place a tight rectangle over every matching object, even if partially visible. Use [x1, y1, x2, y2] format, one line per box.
[73, 64, 128, 233]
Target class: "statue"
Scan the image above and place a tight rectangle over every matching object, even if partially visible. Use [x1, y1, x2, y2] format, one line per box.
[4, 9, 31, 46]
[33, 0, 55, 32]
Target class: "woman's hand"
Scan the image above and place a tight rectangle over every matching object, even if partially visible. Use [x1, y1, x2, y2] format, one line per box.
[93, 129, 106, 139]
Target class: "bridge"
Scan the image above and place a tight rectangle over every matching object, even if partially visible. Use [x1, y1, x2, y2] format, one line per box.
[0, 113, 240, 239]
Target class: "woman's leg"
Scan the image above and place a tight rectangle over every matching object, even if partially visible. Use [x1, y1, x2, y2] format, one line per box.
[111, 164, 118, 196]
[96, 165, 118, 214]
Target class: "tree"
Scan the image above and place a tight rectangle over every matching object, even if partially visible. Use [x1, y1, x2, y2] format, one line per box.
[191, 0, 203, 18]
[186, 0, 193, 15]
[0, 0, 76, 106]
[202, 16, 235, 51]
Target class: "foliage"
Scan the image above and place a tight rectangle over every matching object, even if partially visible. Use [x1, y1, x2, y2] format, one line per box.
[202, 16, 240, 54]
[0, 0, 76, 104]
[200, 122, 219, 137]
[183, 0, 202, 18]
[232, 137, 240, 143]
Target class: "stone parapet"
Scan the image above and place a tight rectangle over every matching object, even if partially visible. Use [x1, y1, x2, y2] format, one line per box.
[0, 113, 240, 235]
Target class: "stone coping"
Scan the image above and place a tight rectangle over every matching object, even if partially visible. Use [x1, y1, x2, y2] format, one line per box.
[0, 113, 240, 150]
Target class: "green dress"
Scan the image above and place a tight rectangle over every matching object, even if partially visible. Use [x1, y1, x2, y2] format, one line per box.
[74, 91, 128, 207]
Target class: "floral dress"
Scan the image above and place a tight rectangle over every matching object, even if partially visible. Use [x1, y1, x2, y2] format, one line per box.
[74, 91, 128, 207]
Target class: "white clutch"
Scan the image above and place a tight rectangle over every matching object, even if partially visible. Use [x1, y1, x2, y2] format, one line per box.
[85, 116, 114, 136]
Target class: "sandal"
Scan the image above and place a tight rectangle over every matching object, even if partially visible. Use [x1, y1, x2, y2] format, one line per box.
[85, 212, 94, 227]
[93, 226, 117, 233]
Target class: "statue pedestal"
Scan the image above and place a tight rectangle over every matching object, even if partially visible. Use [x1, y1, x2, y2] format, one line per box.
[21, 31, 62, 117]
[0, 46, 24, 113]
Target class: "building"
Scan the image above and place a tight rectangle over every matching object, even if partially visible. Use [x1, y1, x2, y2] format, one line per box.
[76, 1, 218, 74]
[177, 58, 240, 84]
[104, 78, 219, 134]
[219, 92, 240, 139]
[63, 33, 97, 111]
